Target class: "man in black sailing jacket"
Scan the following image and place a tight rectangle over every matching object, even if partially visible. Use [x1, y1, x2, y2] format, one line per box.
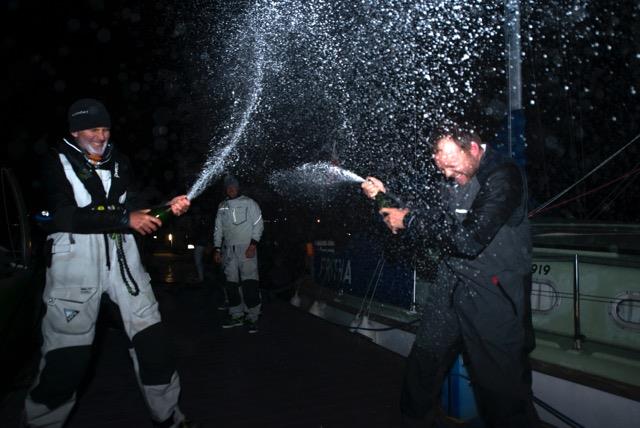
[23, 98, 197, 428]
[362, 126, 539, 428]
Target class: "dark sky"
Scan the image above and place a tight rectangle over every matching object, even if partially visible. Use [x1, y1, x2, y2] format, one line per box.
[5, 1, 196, 210]
[4, 0, 640, 223]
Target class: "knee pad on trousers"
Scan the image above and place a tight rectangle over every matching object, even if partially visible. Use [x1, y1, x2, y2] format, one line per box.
[241, 280, 260, 308]
[30, 346, 92, 409]
[224, 281, 242, 307]
[132, 322, 176, 385]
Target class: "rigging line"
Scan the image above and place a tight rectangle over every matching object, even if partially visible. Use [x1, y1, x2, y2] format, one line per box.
[446, 370, 586, 428]
[580, 291, 638, 300]
[533, 396, 585, 428]
[365, 257, 385, 311]
[449, 373, 583, 428]
[529, 133, 640, 218]
[357, 256, 383, 317]
[589, 178, 634, 220]
[330, 316, 420, 332]
[533, 296, 615, 306]
[533, 294, 623, 305]
[532, 291, 634, 305]
[529, 165, 640, 217]
[358, 259, 380, 315]
[534, 289, 626, 301]
[365, 257, 386, 318]
[600, 173, 639, 217]
[589, 166, 640, 220]
[587, 180, 624, 219]
[538, 166, 640, 218]
[367, 258, 386, 316]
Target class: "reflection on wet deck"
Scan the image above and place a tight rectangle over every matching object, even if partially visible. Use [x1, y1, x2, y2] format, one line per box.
[145, 252, 196, 285]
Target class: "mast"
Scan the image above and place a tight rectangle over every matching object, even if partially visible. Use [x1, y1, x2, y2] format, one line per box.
[505, 0, 525, 165]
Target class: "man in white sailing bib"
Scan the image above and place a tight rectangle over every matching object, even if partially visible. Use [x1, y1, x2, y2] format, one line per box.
[213, 175, 264, 333]
[22, 98, 196, 428]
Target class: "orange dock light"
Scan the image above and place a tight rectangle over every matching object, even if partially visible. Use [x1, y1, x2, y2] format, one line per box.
[305, 242, 314, 257]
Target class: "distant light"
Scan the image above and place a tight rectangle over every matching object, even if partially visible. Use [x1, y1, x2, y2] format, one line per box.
[34, 210, 53, 223]
[168, 233, 173, 242]
[153, 235, 157, 239]
[316, 218, 321, 223]
[187, 244, 195, 250]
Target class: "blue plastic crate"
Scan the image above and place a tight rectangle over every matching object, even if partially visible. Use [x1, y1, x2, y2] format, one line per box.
[441, 355, 479, 422]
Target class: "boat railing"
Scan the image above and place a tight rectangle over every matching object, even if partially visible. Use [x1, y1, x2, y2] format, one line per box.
[531, 251, 640, 352]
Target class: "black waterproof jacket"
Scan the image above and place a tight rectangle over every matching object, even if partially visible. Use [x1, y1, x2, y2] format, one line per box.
[405, 145, 531, 281]
[42, 139, 137, 234]
[403, 145, 533, 396]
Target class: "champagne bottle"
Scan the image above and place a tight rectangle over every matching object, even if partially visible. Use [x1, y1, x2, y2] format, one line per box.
[148, 205, 173, 224]
[375, 191, 404, 209]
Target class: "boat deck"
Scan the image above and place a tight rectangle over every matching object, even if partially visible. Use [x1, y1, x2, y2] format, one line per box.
[1, 253, 406, 428]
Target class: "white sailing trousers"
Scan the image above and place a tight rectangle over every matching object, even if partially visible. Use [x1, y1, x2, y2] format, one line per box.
[25, 232, 182, 427]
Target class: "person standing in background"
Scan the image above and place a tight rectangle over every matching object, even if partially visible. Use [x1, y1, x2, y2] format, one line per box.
[213, 175, 264, 334]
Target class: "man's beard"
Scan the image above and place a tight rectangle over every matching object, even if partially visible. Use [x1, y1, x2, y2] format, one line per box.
[79, 140, 109, 164]
[81, 142, 107, 156]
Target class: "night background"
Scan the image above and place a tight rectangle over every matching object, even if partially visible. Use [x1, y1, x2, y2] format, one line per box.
[4, 0, 640, 247]
[2, 1, 640, 426]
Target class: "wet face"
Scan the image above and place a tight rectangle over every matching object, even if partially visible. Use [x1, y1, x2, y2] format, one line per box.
[433, 136, 482, 186]
[226, 185, 239, 199]
[72, 127, 110, 157]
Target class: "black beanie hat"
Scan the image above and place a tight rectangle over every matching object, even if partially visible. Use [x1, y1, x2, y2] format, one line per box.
[68, 98, 111, 132]
[224, 174, 240, 189]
